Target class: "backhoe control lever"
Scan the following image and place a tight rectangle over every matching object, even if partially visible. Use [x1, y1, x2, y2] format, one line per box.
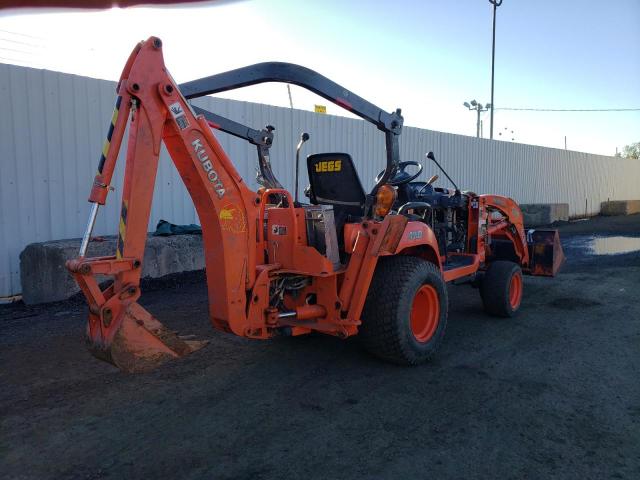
[192, 105, 273, 147]
[294, 132, 310, 205]
[193, 104, 282, 189]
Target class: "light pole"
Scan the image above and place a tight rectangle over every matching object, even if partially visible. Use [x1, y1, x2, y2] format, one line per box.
[489, 0, 503, 140]
[464, 100, 491, 138]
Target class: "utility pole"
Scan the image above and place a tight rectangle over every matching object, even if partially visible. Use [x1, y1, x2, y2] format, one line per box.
[489, 0, 503, 139]
[464, 100, 491, 138]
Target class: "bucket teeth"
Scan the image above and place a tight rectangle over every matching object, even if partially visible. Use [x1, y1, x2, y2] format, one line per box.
[88, 302, 207, 373]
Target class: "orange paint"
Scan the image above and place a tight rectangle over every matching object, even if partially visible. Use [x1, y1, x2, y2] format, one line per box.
[66, 37, 561, 372]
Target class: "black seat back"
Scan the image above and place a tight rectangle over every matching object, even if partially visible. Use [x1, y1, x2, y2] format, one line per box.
[306, 153, 366, 218]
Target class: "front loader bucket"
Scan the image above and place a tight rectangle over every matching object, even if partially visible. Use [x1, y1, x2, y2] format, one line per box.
[527, 229, 565, 277]
[88, 302, 208, 373]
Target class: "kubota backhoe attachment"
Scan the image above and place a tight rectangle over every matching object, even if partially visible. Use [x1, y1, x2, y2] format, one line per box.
[68, 36, 408, 372]
[67, 37, 264, 372]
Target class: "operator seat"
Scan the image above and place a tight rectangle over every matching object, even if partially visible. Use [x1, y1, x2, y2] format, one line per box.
[306, 152, 366, 241]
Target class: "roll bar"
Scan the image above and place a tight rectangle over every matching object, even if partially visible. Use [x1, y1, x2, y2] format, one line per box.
[179, 62, 404, 198]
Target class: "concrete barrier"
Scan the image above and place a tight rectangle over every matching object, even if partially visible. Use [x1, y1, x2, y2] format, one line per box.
[20, 234, 204, 305]
[600, 200, 640, 216]
[520, 203, 569, 227]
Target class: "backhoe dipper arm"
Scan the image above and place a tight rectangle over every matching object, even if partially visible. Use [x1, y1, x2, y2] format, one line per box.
[180, 62, 404, 193]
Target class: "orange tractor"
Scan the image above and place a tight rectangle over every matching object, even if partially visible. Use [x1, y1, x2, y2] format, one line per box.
[67, 37, 564, 372]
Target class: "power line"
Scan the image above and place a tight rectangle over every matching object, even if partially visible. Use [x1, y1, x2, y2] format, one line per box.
[0, 37, 42, 48]
[0, 29, 44, 40]
[0, 55, 35, 65]
[495, 107, 640, 112]
[0, 46, 37, 56]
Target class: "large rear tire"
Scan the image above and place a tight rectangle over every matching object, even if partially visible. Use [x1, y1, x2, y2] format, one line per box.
[480, 260, 523, 317]
[360, 256, 448, 365]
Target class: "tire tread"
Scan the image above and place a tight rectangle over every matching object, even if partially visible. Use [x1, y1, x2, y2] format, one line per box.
[360, 256, 448, 365]
[480, 260, 521, 317]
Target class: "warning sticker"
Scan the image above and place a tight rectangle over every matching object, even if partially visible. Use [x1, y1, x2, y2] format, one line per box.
[168, 102, 190, 130]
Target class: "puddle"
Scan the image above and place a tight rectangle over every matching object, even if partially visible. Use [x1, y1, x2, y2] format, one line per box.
[565, 235, 640, 256]
[590, 236, 640, 255]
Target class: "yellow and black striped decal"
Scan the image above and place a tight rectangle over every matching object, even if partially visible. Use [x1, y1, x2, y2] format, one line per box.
[116, 200, 128, 259]
[97, 95, 122, 174]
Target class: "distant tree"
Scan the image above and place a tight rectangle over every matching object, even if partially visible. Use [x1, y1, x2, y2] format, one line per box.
[622, 142, 640, 159]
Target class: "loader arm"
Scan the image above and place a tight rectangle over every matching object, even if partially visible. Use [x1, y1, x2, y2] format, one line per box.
[481, 194, 529, 266]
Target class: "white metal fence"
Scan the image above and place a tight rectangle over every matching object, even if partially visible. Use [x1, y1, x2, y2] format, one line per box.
[1, 63, 639, 297]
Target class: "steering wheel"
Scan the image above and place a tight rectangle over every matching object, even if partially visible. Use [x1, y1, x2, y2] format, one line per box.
[375, 161, 423, 186]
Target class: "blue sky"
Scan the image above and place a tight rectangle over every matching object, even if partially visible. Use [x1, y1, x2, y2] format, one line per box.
[1, 0, 638, 155]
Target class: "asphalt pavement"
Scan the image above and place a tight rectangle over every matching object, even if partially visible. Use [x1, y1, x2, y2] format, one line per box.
[1, 214, 639, 479]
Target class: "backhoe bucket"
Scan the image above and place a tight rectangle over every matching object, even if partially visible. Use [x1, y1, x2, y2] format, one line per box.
[88, 302, 207, 373]
[527, 229, 565, 277]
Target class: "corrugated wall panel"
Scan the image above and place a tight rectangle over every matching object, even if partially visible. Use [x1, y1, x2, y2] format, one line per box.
[1, 63, 640, 296]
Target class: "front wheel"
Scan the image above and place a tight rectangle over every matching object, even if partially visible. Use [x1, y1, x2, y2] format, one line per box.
[480, 261, 523, 317]
[360, 256, 448, 365]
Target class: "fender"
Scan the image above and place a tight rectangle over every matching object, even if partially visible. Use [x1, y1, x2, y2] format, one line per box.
[387, 221, 442, 269]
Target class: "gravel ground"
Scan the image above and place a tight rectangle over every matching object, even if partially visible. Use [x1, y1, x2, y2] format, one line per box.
[1, 215, 639, 479]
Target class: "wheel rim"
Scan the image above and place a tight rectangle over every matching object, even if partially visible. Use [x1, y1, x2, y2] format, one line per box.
[509, 272, 523, 309]
[410, 284, 440, 342]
